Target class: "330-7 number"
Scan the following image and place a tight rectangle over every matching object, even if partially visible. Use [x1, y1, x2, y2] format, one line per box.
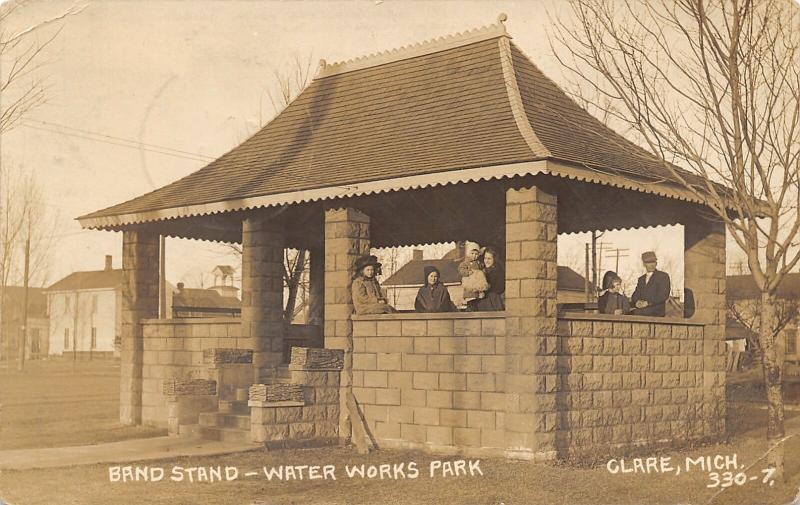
[707, 469, 776, 488]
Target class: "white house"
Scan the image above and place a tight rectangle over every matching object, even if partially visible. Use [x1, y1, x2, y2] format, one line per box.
[45, 255, 123, 359]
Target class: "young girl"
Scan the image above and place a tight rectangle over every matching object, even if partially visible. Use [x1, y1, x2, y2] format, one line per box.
[598, 271, 630, 315]
[458, 241, 489, 307]
[351, 254, 396, 315]
[414, 266, 456, 313]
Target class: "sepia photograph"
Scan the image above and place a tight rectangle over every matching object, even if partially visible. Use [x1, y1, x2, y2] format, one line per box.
[0, 0, 799, 503]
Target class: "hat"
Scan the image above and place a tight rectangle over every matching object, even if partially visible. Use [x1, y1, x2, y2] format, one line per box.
[423, 266, 440, 284]
[641, 251, 658, 263]
[354, 254, 381, 274]
[465, 241, 481, 254]
[601, 270, 620, 290]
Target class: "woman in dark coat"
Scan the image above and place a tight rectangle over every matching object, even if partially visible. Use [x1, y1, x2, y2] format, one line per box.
[415, 266, 456, 313]
[597, 270, 630, 315]
[473, 247, 505, 311]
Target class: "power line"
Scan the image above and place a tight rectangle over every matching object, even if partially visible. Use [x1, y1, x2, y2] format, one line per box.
[20, 123, 214, 163]
[22, 118, 217, 160]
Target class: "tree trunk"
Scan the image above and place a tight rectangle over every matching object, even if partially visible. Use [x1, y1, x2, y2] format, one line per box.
[759, 291, 785, 480]
[283, 250, 306, 324]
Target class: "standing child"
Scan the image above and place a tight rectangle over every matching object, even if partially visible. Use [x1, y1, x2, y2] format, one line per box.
[458, 241, 489, 308]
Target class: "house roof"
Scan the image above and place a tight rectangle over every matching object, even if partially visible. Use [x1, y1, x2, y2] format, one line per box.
[213, 265, 235, 276]
[726, 273, 800, 301]
[383, 250, 591, 292]
[79, 17, 711, 230]
[46, 269, 124, 292]
[1, 286, 47, 318]
[173, 288, 241, 310]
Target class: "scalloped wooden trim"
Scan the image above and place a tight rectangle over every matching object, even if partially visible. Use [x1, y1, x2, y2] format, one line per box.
[316, 19, 509, 79]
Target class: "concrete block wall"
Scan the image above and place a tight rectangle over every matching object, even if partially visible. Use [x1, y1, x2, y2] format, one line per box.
[140, 318, 241, 426]
[556, 314, 713, 458]
[352, 313, 507, 456]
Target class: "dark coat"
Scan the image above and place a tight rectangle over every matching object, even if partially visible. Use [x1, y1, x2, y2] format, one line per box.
[473, 264, 505, 311]
[598, 291, 630, 315]
[414, 283, 456, 313]
[630, 270, 671, 317]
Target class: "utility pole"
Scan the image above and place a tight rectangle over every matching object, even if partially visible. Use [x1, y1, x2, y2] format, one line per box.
[584, 243, 591, 302]
[17, 230, 30, 371]
[612, 248, 630, 273]
[159, 235, 166, 318]
[73, 291, 79, 368]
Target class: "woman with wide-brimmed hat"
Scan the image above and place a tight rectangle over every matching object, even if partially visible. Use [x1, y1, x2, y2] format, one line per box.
[414, 266, 456, 313]
[351, 254, 396, 315]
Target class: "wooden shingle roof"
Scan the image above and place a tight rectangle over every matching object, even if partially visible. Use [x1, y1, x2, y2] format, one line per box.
[79, 17, 709, 230]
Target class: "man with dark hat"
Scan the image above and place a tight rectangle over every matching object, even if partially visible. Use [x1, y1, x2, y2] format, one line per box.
[630, 251, 671, 317]
[351, 254, 396, 315]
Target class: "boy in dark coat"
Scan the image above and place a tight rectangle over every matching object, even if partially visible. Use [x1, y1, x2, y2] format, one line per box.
[630, 251, 671, 317]
[414, 266, 456, 313]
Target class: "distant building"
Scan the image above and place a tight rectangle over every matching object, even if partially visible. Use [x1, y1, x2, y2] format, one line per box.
[726, 273, 800, 364]
[209, 265, 239, 299]
[172, 282, 240, 318]
[45, 255, 123, 359]
[383, 247, 593, 310]
[0, 286, 49, 361]
[46, 258, 245, 357]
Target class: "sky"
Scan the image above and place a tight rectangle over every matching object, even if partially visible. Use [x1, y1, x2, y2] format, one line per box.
[1, 0, 738, 294]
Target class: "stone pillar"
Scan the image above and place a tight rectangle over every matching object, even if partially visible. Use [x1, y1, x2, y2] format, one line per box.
[504, 185, 558, 460]
[120, 230, 160, 425]
[684, 215, 726, 437]
[241, 215, 286, 382]
[307, 245, 325, 328]
[323, 208, 370, 444]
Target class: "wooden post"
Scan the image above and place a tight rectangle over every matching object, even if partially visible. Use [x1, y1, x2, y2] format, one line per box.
[17, 234, 30, 371]
[159, 235, 167, 318]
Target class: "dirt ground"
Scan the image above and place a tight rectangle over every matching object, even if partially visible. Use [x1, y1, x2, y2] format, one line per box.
[0, 360, 165, 450]
[1, 403, 799, 505]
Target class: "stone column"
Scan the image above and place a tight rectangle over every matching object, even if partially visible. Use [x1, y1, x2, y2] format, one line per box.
[323, 208, 370, 444]
[504, 185, 559, 460]
[241, 215, 286, 383]
[684, 215, 726, 437]
[120, 230, 160, 425]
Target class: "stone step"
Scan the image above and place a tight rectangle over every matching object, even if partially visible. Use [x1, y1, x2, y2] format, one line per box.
[196, 426, 251, 444]
[218, 399, 249, 415]
[199, 412, 251, 430]
[177, 423, 203, 438]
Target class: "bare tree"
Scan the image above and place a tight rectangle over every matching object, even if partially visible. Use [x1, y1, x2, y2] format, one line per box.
[551, 0, 800, 475]
[0, 167, 54, 367]
[0, 0, 86, 134]
[728, 296, 798, 352]
[224, 54, 316, 323]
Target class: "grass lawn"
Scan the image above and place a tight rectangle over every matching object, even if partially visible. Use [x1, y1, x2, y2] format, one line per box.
[1, 403, 799, 505]
[0, 359, 165, 450]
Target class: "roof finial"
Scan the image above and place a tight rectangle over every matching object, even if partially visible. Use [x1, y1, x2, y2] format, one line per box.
[497, 12, 508, 25]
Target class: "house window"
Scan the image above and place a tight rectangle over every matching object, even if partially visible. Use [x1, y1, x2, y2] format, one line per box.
[91, 327, 97, 349]
[786, 329, 798, 355]
[64, 295, 71, 314]
[92, 295, 98, 313]
[64, 328, 70, 349]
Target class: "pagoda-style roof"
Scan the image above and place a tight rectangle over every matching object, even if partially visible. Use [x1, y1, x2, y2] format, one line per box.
[79, 16, 708, 230]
